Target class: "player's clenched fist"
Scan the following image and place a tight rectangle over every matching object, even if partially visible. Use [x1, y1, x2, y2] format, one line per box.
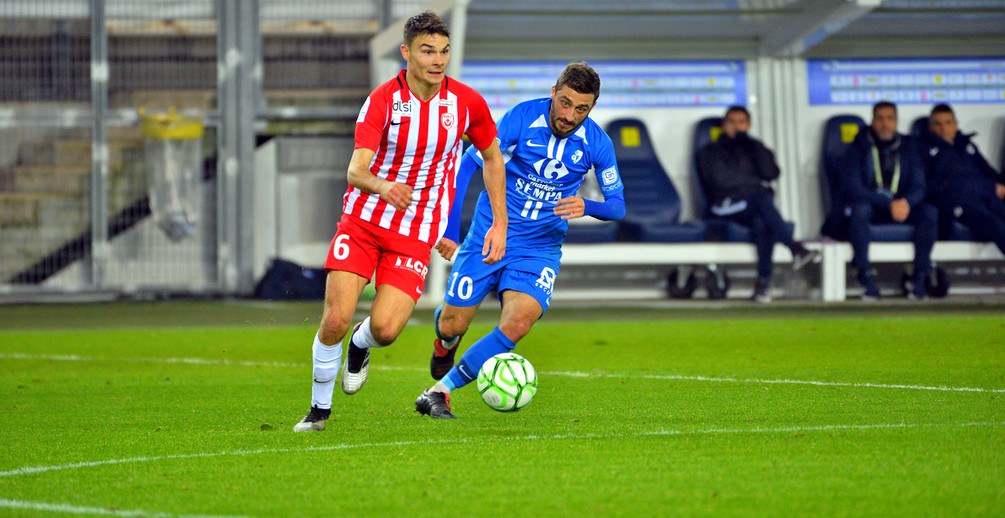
[381, 181, 413, 211]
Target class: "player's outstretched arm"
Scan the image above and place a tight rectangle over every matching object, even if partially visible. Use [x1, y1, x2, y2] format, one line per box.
[479, 141, 507, 264]
[346, 147, 412, 211]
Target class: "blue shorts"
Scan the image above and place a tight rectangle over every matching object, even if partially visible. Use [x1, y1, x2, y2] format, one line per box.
[443, 246, 561, 314]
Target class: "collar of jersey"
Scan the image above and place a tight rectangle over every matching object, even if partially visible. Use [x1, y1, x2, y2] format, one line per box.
[396, 69, 449, 103]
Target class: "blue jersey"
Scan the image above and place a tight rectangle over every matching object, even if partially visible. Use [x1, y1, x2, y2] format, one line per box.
[463, 97, 624, 251]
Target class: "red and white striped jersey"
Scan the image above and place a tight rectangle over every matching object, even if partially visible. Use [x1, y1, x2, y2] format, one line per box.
[344, 70, 497, 245]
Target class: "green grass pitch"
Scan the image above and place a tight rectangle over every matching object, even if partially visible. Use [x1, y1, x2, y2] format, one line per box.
[1, 301, 1003, 517]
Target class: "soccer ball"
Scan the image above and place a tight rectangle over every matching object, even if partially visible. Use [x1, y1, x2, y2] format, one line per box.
[476, 352, 538, 412]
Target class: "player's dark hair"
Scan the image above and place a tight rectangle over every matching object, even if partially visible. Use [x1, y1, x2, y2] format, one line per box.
[725, 105, 750, 121]
[403, 10, 449, 47]
[930, 103, 955, 118]
[872, 101, 897, 117]
[555, 62, 601, 103]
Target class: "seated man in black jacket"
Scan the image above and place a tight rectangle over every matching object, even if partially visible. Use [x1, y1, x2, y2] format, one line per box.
[698, 105, 818, 303]
[845, 101, 937, 300]
[921, 103, 1005, 255]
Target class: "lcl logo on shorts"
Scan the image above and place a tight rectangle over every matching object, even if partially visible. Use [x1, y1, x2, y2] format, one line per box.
[395, 256, 428, 281]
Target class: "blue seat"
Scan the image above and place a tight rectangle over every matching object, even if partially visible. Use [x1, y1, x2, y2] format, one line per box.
[691, 117, 793, 242]
[606, 118, 705, 243]
[910, 115, 978, 241]
[820, 115, 914, 242]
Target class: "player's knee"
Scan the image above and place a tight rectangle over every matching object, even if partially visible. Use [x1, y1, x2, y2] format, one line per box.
[367, 316, 401, 346]
[438, 310, 470, 338]
[319, 313, 351, 345]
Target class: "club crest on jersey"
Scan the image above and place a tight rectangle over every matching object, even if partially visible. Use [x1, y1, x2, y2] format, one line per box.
[571, 150, 583, 164]
[441, 112, 455, 130]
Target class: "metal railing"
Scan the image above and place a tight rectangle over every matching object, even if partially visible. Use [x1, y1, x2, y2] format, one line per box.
[0, 0, 385, 300]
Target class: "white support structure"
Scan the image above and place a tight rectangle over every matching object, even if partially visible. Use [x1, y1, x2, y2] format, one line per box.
[821, 241, 1005, 301]
[762, 0, 882, 57]
[420, 241, 1004, 306]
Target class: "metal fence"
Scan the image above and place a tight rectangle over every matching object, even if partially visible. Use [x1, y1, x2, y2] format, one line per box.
[0, 0, 391, 301]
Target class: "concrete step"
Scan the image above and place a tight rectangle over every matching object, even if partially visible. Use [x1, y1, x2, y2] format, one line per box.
[9, 165, 91, 193]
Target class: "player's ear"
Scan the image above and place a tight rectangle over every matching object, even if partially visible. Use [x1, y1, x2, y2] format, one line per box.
[550, 85, 556, 98]
[400, 43, 409, 60]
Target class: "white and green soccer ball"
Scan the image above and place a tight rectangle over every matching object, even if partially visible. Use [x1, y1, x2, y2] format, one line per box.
[476, 352, 538, 412]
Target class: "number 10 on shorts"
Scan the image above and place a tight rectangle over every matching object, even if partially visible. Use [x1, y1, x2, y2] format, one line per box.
[448, 272, 473, 300]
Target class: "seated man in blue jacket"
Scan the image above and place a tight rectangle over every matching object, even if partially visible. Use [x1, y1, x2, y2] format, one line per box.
[845, 101, 937, 300]
[921, 103, 1005, 256]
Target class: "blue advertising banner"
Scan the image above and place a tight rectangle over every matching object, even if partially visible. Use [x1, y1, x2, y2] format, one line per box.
[462, 61, 747, 109]
[808, 58, 1005, 105]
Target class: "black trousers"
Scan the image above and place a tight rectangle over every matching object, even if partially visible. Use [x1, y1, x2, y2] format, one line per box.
[722, 190, 795, 280]
[847, 201, 937, 277]
[947, 195, 1005, 256]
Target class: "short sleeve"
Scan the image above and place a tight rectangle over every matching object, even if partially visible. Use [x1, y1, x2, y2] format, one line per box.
[354, 93, 386, 152]
[463, 92, 497, 151]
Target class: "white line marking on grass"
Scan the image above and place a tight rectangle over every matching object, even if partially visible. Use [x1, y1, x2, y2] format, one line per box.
[0, 353, 300, 369]
[2, 421, 1002, 480]
[5, 353, 1005, 394]
[0, 498, 254, 518]
[547, 370, 1005, 394]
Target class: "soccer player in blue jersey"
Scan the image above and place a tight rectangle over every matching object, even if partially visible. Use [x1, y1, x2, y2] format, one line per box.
[414, 63, 626, 419]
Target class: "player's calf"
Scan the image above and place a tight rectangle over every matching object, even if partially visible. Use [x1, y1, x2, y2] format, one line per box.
[431, 304, 464, 379]
[430, 336, 462, 380]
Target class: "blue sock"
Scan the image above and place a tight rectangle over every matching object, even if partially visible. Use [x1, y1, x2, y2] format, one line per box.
[444, 327, 515, 390]
[433, 304, 464, 347]
[433, 305, 448, 340]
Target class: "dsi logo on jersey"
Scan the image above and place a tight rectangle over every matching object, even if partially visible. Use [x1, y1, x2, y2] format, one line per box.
[392, 100, 414, 118]
[394, 256, 428, 280]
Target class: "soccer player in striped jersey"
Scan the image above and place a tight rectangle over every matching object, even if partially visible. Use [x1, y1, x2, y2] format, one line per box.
[294, 11, 507, 432]
[415, 63, 626, 419]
